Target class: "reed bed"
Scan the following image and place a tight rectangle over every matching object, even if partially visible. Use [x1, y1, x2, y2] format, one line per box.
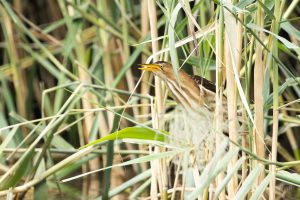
[0, 0, 299, 199]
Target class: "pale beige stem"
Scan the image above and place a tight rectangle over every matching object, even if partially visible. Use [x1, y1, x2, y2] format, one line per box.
[147, 0, 164, 199]
[140, 0, 151, 123]
[139, 0, 152, 173]
[270, 110, 279, 200]
[253, 2, 265, 184]
[224, 0, 239, 197]
[215, 22, 226, 200]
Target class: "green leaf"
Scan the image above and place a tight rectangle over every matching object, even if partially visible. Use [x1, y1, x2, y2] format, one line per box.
[247, 23, 300, 50]
[213, 157, 245, 200]
[188, 139, 229, 199]
[250, 174, 271, 200]
[281, 21, 300, 42]
[265, 77, 300, 108]
[168, 2, 181, 82]
[184, 56, 216, 70]
[0, 126, 18, 157]
[96, 169, 152, 199]
[0, 149, 34, 190]
[80, 127, 169, 149]
[235, 0, 255, 9]
[112, 42, 147, 87]
[34, 180, 47, 200]
[257, 0, 275, 20]
[234, 164, 264, 200]
[62, 150, 182, 183]
[52, 135, 75, 150]
[276, 170, 300, 186]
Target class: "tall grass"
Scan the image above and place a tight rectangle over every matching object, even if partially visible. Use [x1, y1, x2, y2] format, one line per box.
[0, 0, 299, 199]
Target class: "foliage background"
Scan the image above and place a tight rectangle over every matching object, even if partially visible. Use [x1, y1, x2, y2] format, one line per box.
[0, 0, 299, 199]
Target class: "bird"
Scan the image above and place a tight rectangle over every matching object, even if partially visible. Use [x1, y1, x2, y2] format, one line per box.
[139, 61, 227, 116]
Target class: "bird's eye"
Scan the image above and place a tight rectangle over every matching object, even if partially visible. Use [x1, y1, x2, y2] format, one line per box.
[160, 65, 164, 71]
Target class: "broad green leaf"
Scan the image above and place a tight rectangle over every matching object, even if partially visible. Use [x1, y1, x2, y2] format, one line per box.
[80, 127, 169, 149]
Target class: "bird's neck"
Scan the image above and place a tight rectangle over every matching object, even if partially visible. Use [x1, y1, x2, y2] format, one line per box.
[163, 74, 204, 109]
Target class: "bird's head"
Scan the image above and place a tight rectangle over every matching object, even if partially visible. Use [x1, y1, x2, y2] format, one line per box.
[138, 61, 176, 82]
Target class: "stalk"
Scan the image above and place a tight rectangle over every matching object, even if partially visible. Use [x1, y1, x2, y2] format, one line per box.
[253, 0, 265, 185]
[147, 1, 166, 199]
[269, 0, 284, 199]
[215, 7, 225, 200]
[223, 0, 239, 197]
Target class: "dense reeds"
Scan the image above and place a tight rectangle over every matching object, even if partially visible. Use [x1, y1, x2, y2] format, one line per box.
[0, 0, 299, 199]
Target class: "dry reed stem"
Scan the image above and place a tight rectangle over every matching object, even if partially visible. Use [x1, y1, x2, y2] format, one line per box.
[224, 1, 239, 196]
[147, 0, 164, 199]
[140, 0, 151, 123]
[269, 0, 282, 198]
[215, 21, 226, 200]
[253, 2, 265, 184]
[283, 0, 299, 19]
[270, 110, 279, 200]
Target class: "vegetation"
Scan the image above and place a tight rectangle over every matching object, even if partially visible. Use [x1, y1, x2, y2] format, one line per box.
[0, 0, 299, 199]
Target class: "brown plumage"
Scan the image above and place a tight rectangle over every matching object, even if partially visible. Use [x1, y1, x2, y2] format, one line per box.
[139, 61, 227, 114]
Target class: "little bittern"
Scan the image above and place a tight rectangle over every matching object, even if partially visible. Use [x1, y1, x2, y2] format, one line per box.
[139, 61, 227, 114]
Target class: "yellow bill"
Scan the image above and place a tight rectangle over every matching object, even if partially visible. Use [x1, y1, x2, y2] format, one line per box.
[138, 64, 161, 72]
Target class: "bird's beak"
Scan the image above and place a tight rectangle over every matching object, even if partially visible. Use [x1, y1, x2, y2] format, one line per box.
[138, 64, 161, 72]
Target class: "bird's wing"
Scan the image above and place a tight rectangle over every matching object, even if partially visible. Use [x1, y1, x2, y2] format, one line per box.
[191, 75, 216, 93]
